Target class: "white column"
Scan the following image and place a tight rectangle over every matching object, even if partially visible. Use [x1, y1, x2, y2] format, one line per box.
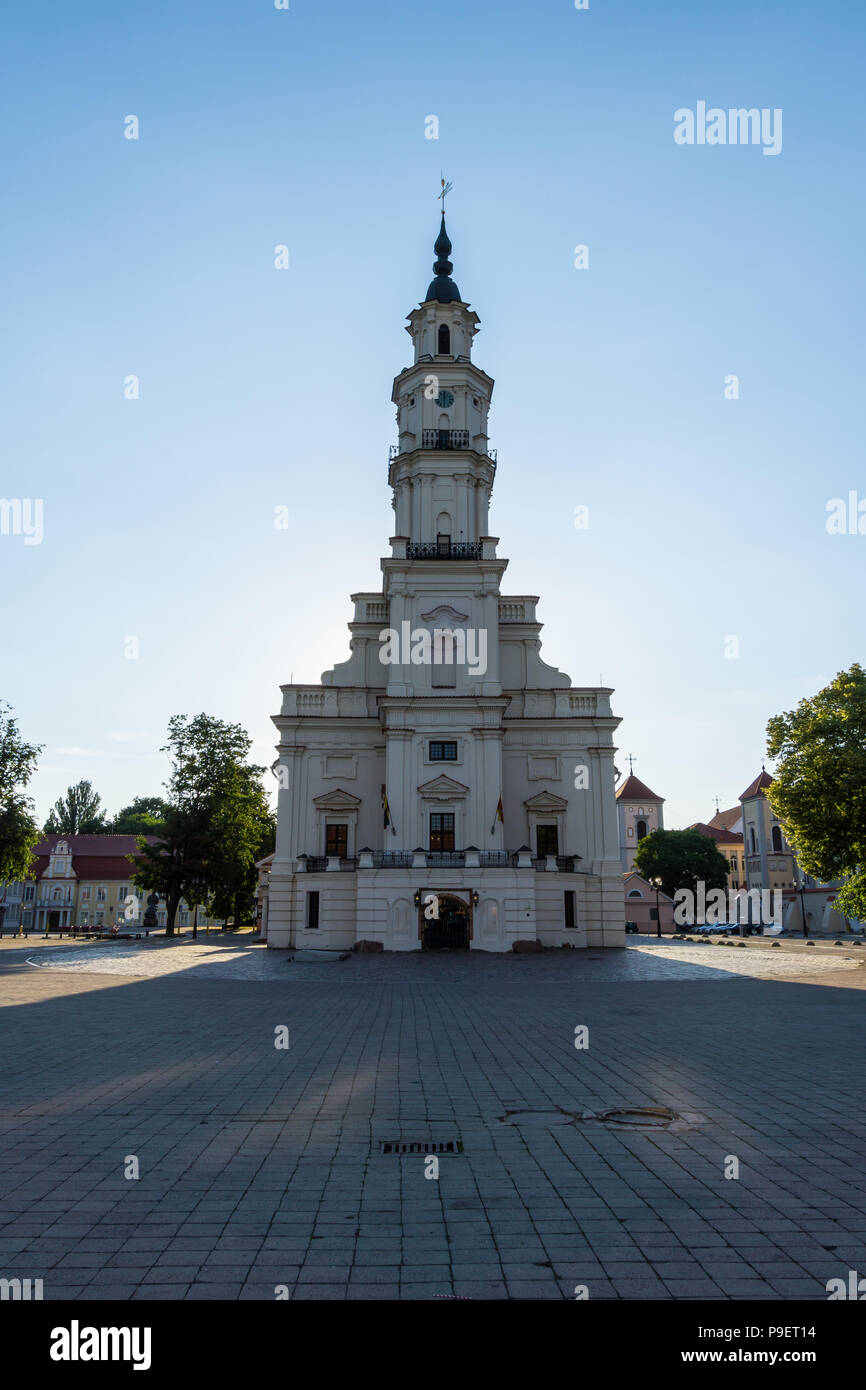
[411, 478, 421, 538]
[385, 728, 414, 852]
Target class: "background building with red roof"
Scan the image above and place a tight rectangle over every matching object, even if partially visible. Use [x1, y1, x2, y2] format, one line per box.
[0, 834, 219, 934]
[615, 772, 664, 872]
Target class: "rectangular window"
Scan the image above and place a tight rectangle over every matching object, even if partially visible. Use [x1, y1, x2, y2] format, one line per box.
[96, 886, 106, 902]
[564, 890, 576, 929]
[649, 907, 659, 921]
[325, 824, 348, 857]
[429, 741, 458, 761]
[117, 885, 127, 900]
[536, 825, 559, 857]
[306, 891, 320, 930]
[24, 884, 34, 901]
[429, 813, 455, 851]
[80, 886, 90, 901]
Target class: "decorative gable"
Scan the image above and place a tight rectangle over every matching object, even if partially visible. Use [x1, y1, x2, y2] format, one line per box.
[312, 788, 362, 812]
[524, 789, 569, 812]
[419, 603, 470, 624]
[417, 774, 470, 800]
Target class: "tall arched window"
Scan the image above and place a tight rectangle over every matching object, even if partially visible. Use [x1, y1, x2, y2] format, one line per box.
[437, 324, 450, 354]
[636, 819, 648, 841]
[771, 824, 783, 853]
[750, 827, 757, 853]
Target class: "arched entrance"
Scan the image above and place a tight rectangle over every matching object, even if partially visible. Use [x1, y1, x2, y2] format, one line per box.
[420, 893, 471, 950]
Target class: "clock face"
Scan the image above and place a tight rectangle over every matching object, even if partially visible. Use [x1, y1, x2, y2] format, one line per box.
[436, 390, 454, 408]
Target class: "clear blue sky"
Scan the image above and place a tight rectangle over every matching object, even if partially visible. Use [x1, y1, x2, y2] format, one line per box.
[2, 0, 864, 829]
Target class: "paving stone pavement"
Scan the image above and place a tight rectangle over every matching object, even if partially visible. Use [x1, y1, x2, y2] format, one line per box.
[1, 940, 865, 1301]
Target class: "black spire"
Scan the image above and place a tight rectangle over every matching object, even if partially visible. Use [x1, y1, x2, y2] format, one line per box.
[425, 215, 461, 303]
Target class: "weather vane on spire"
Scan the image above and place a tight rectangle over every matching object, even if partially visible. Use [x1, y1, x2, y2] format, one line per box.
[438, 174, 453, 216]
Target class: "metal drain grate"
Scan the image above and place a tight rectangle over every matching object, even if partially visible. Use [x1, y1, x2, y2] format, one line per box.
[380, 1140, 463, 1155]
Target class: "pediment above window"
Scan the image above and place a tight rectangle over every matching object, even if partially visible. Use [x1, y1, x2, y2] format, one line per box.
[418, 773, 470, 799]
[524, 789, 569, 812]
[312, 787, 362, 811]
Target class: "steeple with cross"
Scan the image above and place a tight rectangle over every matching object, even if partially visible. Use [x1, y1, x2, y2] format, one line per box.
[388, 192, 495, 547]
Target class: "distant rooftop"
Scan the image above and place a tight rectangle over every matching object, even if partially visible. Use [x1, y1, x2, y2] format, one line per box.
[615, 775, 664, 803]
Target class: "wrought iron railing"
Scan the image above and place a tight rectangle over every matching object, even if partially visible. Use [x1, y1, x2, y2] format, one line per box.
[406, 541, 482, 560]
[421, 428, 470, 450]
[531, 856, 578, 872]
[298, 849, 575, 871]
[388, 443, 497, 473]
[303, 856, 358, 872]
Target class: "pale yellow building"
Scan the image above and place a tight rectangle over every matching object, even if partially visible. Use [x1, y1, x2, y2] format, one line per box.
[0, 834, 220, 933]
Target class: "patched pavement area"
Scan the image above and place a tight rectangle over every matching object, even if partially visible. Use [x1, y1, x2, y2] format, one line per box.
[1, 939, 865, 1300]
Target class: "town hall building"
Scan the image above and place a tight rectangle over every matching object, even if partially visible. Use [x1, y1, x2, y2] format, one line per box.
[260, 215, 626, 952]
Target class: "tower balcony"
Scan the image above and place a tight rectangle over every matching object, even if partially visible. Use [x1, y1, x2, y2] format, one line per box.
[388, 438, 497, 475]
[422, 428, 469, 450]
[406, 540, 482, 560]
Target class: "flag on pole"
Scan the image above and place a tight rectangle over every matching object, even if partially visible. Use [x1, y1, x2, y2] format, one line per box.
[490, 796, 504, 836]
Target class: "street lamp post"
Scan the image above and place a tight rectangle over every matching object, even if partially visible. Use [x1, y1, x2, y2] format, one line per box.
[654, 879, 662, 937]
[799, 879, 808, 937]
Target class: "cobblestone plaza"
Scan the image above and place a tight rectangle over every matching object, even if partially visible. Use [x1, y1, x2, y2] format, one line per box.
[1, 938, 865, 1301]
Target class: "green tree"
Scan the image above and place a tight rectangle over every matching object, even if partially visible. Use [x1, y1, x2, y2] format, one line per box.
[766, 664, 866, 921]
[207, 791, 275, 929]
[131, 714, 269, 936]
[634, 828, 730, 902]
[0, 701, 43, 885]
[44, 779, 107, 834]
[111, 796, 170, 836]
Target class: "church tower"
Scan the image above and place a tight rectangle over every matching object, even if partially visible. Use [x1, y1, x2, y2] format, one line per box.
[264, 214, 625, 953]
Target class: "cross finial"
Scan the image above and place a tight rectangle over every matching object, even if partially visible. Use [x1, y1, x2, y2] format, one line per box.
[439, 174, 453, 216]
[627, 754, 635, 775]
[713, 796, 721, 814]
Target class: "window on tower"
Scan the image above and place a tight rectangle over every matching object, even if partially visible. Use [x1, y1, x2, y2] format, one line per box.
[636, 819, 648, 841]
[437, 324, 450, 354]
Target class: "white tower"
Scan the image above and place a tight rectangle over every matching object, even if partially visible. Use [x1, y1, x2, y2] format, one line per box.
[265, 215, 625, 953]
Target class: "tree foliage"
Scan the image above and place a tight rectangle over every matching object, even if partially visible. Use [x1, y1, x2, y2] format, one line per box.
[131, 714, 272, 936]
[634, 828, 730, 902]
[0, 700, 42, 883]
[766, 663, 866, 922]
[111, 796, 170, 836]
[44, 779, 107, 834]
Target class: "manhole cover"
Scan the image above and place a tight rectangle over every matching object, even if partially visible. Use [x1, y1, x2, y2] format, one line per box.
[596, 1106, 677, 1128]
[498, 1104, 690, 1131]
